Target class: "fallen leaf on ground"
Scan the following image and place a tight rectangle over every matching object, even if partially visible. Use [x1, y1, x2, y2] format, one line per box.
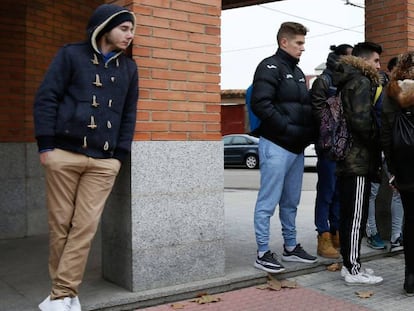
[267, 279, 282, 291]
[256, 274, 297, 291]
[267, 274, 282, 290]
[256, 284, 270, 290]
[355, 291, 374, 298]
[327, 263, 342, 272]
[190, 294, 221, 304]
[170, 303, 186, 309]
[281, 279, 297, 288]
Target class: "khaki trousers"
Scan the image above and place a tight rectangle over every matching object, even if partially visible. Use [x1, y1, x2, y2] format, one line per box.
[43, 149, 121, 299]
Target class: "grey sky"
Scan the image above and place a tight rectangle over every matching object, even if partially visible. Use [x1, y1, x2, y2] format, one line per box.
[221, 0, 364, 89]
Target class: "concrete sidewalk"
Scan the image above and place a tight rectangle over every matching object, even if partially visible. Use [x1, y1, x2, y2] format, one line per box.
[0, 187, 407, 310]
[140, 253, 408, 311]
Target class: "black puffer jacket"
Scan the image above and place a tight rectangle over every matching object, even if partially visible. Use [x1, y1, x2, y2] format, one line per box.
[382, 76, 414, 191]
[251, 48, 314, 154]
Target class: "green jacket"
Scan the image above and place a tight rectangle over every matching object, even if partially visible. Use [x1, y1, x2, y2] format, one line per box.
[331, 55, 382, 178]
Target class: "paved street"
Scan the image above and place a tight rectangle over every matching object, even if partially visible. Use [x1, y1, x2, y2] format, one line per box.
[140, 253, 408, 311]
[224, 167, 317, 191]
[0, 168, 409, 310]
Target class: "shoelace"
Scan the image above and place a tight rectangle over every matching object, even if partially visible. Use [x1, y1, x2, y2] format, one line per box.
[263, 251, 281, 264]
[294, 244, 305, 254]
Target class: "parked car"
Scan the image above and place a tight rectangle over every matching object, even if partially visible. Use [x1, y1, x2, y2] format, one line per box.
[304, 143, 317, 170]
[223, 134, 259, 169]
[223, 134, 317, 170]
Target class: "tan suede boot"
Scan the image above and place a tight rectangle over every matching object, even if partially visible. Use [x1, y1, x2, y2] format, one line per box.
[331, 231, 340, 249]
[317, 232, 340, 259]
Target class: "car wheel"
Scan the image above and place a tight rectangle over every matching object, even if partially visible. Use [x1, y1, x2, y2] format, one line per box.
[245, 154, 258, 169]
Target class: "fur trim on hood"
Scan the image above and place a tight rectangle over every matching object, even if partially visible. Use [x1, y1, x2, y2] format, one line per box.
[387, 79, 414, 108]
[339, 55, 380, 85]
[387, 52, 414, 108]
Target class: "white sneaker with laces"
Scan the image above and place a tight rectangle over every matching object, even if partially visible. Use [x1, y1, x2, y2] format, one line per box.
[71, 296, 82, 311]
[38, 295, 71, 311]
[344, 272, 383, 286]
[340, 266, 374, 278]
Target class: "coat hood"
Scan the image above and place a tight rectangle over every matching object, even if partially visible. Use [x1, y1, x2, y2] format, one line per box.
[86, 4, 136, 54]
[386, 52, 414, 109]
[387, 79, 414, 109]
[332, 55, 380, 88]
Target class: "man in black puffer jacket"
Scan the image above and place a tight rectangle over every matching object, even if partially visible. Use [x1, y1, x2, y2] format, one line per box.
[252, 22, 317, 274]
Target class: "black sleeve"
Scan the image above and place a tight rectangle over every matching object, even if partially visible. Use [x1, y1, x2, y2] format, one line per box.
[311, 75, 330, 126]
[251, 60, 287, 133]
[381, 94, 399, 175]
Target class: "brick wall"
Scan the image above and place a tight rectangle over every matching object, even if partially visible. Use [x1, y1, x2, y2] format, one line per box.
[3, 1, 414, 143]
[365, 0, 414, 70]
[0, 0, 102, 142]
[0, 1, 26, 142]
[133, 0, 222, 141]
[0, 0, 222, 143]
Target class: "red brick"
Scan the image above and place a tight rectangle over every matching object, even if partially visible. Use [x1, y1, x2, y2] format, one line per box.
[152, 112, 188, 121]
[151, 133, 188, 140]
[2, 0, 224, 142]
[170, 122, 204, 132]
[366, 0, 411, 71]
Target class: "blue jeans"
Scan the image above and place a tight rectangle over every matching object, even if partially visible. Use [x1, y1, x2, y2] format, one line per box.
[254, 137, 304, 252]
[314, 152, 340, 234]
[367, 181, 404, 241]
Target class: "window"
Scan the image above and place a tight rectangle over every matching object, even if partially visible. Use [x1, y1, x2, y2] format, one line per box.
[232, 136, 248, 145]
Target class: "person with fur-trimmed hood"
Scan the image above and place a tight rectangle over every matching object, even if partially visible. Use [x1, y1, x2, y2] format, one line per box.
[331, 42, 384, 286]
[381, 51, 414, 296]
[311, 44, 353, 260]
[34, 4, 138, 310]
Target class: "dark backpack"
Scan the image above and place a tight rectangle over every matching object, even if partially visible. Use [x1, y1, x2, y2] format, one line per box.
[247, 57, 284, 136]
[245, 84, 261, 133]
[392, 108, 414, 186]
[316, 74, 352, 161]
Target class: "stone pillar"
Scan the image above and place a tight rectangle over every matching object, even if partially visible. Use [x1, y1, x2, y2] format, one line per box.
[101, 0, 225, 291]
[102, 142, 224, 291]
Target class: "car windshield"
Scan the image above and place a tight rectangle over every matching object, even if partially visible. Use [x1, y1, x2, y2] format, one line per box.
[223, 135, 258, 145]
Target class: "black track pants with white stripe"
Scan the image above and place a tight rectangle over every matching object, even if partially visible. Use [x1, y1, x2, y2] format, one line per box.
[338, 175, 371, 275]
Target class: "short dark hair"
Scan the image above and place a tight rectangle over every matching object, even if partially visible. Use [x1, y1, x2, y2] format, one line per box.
[277, 22, 308, 44]
[387, 56, 399, 71]
[352, 42, 383, 58]
[330, 44, 353, 56]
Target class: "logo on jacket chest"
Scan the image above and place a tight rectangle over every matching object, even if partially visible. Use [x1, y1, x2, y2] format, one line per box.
[284, 74, 305, 83]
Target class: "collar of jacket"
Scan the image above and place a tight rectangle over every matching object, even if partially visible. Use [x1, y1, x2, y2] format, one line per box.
[339, 55, 380, 85]
[387, 79, 414, 108]
[276, 48, 299, 69]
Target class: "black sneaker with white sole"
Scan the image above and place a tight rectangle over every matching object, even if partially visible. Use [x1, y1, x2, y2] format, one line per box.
[254, 251, 285, 273]
[390, 236, 404, 252]
[282, 244, 318, 263]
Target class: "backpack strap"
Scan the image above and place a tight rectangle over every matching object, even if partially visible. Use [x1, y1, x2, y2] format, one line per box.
[372, 84, 384, 128]
[320, 73, 337, 97]
[374, 85, 383, 105]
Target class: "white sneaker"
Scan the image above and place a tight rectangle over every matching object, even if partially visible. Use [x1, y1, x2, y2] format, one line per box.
[344, 272, 383, 286]
[340, 266, 374, 278]
[38, 295, 71, 311]
[71, 296, 82, 311]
